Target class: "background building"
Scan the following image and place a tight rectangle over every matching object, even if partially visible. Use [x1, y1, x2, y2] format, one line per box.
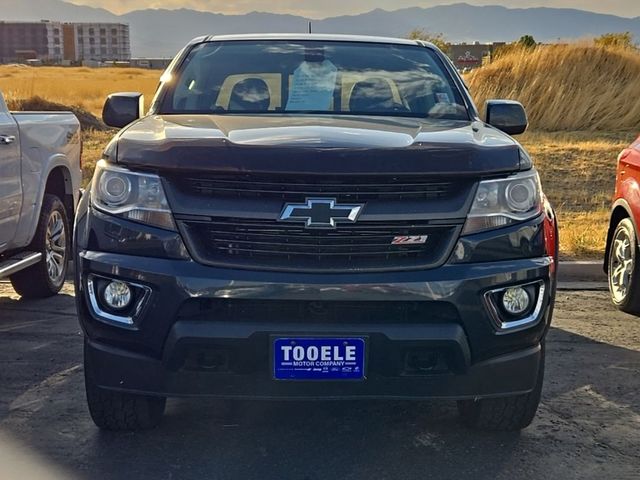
[0, 21, 130, 64]
[0, 21, 57, 62]
[71, 23, 130, 62]
[130, 58, 172, 70]
[448, 42, 506, 70]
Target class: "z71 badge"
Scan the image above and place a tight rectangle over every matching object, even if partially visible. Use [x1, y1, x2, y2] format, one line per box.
[391, 235, 429, 245]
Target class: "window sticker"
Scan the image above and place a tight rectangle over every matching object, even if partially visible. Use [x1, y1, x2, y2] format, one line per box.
[286, 60, 338, 111]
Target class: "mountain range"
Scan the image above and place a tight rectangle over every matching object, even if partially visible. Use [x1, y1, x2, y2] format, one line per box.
[2, 1, 640, 57]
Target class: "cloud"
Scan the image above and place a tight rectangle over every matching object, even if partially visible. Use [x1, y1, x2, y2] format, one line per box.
[67, 0, 640, 19]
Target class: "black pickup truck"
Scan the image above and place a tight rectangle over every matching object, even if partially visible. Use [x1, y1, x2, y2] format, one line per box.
[74, 34, 558, 432]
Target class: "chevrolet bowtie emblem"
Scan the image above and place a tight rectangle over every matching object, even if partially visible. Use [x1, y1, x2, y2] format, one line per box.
[279, 198, 364, 229]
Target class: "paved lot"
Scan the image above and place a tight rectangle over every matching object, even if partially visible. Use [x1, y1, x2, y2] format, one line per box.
[0, 281, 638, 480]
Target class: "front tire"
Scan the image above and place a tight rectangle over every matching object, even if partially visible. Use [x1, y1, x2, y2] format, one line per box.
[608, 218, 640, 315]
[457, 344, 545, 431]
[11, 194, 70, 298]
[84, 344, 166, 431]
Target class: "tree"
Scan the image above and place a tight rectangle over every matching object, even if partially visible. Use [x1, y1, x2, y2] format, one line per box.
[594, 32, 635, 49]
[408, 28, 450, 54]
[517, 35, 537, 49]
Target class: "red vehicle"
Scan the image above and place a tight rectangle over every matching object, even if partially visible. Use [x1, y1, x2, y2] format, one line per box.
[606, 136, 640, 314]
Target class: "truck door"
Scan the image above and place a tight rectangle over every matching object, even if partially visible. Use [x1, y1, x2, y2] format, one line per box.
[0, 105, 22, 250]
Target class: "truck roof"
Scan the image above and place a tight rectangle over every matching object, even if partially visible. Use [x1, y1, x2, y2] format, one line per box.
[197, 33, 433, 48]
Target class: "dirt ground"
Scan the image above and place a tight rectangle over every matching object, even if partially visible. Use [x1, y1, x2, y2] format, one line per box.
[0, 281, 638, 480]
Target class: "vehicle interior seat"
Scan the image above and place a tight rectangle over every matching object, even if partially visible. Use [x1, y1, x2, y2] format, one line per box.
[228, 78, 271, 111]
[349, 78, 400, 113]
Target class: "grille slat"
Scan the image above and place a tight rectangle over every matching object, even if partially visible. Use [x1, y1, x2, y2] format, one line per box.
[208, 237, 402, 249]
[175, 174, 458, 201]
[207, 246, 423, 257]
[208, 231, 404, 242]
[186, 177, 453, 188]
[187, 219, 435, 234]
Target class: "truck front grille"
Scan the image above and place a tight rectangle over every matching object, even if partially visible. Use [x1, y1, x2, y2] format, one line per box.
[166, 173, 472, 273]
[179, 218, 460, 272]
[176, 174, 457, 202]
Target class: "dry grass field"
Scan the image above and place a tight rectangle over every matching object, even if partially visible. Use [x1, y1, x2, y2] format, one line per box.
[1, 44, 637, 259]
[520, 131, 633, 258]
[0, 65, 160, 114]
[467, 43, 640, 132]
[465, 43, 640, 258]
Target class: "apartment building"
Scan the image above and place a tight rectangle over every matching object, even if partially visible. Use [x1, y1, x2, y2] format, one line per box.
[71, 23, 130, 62]
[0, 21, 130, 64]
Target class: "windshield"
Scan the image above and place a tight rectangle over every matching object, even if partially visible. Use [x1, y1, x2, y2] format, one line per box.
[160, 40, 469, 120]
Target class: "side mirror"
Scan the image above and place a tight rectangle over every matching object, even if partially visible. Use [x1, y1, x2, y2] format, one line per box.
[485, 100, 528, 135]
[102, 92, 144, 129]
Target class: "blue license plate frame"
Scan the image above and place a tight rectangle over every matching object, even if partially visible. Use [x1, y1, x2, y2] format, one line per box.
[272, 337, 366, 381]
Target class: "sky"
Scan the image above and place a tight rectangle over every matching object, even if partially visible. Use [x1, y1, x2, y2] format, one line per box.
[67, 0, 640, 18]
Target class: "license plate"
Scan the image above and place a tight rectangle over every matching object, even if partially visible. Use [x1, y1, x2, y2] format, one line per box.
[273, 337, 366, 381]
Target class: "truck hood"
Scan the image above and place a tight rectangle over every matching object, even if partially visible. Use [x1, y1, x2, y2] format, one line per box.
[113, 114, 523, 176]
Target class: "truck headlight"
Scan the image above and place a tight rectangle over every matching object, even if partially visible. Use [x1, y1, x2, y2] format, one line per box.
[463, 170, 542, 235]
[91, 160, 176, 231]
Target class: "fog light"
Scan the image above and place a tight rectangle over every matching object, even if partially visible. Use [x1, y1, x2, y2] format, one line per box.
[103, 281, 132, 310]
[501, 287, 530, 315]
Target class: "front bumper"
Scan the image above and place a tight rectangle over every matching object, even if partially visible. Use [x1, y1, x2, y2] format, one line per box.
[86, 338, 542, 400]
[76, 249, 555, 400]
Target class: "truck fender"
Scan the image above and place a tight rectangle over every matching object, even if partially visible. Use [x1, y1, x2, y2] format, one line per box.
[13, 156, 77, 248]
